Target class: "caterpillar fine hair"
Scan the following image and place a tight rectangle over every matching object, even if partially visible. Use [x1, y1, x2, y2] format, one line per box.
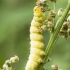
[25, 6, 45, 70]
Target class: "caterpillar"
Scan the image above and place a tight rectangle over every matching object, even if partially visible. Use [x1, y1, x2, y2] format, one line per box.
[25, 6, 45, 70]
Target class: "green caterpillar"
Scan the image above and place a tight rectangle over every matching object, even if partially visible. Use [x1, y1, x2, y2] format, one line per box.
[25, 6, 45, 70]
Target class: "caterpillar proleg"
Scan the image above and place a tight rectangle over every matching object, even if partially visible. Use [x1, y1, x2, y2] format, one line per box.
[25, 6, 45, 70]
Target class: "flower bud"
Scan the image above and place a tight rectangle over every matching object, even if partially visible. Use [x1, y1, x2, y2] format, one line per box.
[5, 60, 10, 65]
[49, 10, 56, 18]
[68, 11, 70, 15]
[41, 25, 47, 31]
[67, 16, 70, 22]
[3, 64, 8, 69]
[62, 22, 68, 30]
[57, 8, 63, 17]
[68, 28, 70, 36]
[51, 64, 58, 70]
[10, 55, 19, 63]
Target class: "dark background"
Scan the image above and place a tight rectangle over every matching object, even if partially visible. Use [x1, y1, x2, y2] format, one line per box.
[0, 0, 70, 70]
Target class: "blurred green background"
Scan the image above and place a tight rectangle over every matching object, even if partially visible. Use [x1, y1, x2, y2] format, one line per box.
[0, 0, 70, 70]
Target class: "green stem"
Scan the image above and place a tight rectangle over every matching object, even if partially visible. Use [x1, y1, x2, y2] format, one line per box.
[38, 1, 70, 70]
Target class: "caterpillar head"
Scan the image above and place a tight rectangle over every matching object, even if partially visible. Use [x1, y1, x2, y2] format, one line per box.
[33, 6, 45, 18]
[34, 6, 42, 13]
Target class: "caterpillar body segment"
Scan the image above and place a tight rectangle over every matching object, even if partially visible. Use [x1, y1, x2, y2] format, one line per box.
[30, 47, 45, 56]
[29, 54, 44, 63]
[25, 60, 39, 70]
[25, 6, 45, 70]
[30, 33, 43, 41]
[31, 20, 42, 27]
[33, 16, 44, 22]
[30, 41, 44, 49]
[30, 26, 41, 33]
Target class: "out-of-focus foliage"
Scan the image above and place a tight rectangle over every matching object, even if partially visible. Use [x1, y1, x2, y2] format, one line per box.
[0, 0, 70, 70]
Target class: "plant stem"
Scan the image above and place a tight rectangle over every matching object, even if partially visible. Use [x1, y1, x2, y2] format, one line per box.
[38, 1, 70, 70]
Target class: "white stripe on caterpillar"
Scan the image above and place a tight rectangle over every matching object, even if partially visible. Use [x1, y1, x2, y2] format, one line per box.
[25, 6, 45, 70]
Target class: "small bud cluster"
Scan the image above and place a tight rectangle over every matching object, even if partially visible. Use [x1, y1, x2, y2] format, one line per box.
[67, 15, 70, 22]
[0, 55, 19, 70]
[40, 20, 54, 32]
[10, 55, 19, 63]
[45, 20, 54, 32]
[51, 64, 62, 70]
[43, 64, 62, 70]
[47, 57, 51, 62]
[36, 0, 48, 12]
[59, 10, 70, 38]
[39, 10, 56, 33]
[49, 10, 56, 18]
[51, 64, 58, 70]
[57, 8, 63, 17]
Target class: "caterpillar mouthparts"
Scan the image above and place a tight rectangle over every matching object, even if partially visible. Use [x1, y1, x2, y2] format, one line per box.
[25, 6, 45, 70]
